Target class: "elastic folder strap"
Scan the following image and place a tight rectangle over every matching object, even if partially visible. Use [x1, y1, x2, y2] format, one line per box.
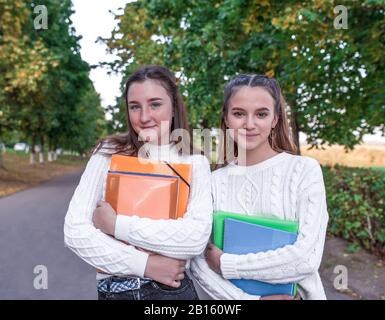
[164, 162, 190, 190]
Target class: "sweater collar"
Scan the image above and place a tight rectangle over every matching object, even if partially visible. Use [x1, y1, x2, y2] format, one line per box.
[229, 152, 291, 172]
[138, 142, 178, 161]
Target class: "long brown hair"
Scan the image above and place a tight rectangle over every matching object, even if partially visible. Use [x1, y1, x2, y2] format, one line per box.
[94, 65, 193, 156]
[217, 74, 297, 167]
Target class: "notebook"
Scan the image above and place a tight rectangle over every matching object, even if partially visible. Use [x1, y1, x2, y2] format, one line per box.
[99, 156, 191, 274]
[223, 218, 298, 296]
[213, 210, 299, 249]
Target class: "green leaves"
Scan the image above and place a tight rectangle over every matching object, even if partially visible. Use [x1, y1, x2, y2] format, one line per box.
[323, 165, 385, 257]
[100, 0, 384, 152]
[0, 0, 106, 155]
[298, 8, 320, 22]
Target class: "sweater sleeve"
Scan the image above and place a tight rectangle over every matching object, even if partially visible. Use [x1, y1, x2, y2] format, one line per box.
[220, 160, 329, 283]
[63, 153, 149, 277]
[114, 155, 213, 260]
[190, 254, 260, 300]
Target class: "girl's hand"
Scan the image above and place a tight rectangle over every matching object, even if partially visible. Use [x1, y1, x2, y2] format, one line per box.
[204, 245, 300, 301]
[92, 200, 117, 236]
[144, 254, 186, 288]
[205, 243, 224, 274]
[136, 247, 157, 256]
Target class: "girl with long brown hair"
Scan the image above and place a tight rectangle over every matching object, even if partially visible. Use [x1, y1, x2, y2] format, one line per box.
[191, 74, 329, 300]
[64, 65, 212, 300]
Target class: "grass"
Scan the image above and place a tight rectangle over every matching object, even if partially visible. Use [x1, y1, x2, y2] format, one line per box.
[371, 166, 385, 172]
[0, 151, 88, 198]
[300, 144, 385, 169]
[56, 155, 89, 166]
[5, 149, 29, 158]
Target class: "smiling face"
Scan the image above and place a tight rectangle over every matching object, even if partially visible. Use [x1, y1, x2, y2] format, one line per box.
[225, 86, 278, 151]
[127, 80, 173, 144]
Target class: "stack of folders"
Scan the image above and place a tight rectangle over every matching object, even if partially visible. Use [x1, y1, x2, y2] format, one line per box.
[98, 155, 192, 274]
[105, 154, 192, 220]
[213, 211, 299, 296]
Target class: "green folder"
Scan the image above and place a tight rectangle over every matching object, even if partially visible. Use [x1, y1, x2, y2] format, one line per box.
[213, 210, 299, 250]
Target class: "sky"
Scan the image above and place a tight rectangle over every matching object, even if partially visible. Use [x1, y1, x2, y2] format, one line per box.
[71, 0, 128, 110]
[70, 1, 384, 144]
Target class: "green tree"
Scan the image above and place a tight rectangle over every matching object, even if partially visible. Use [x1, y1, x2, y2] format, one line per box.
[61, 81, 106, 155]
[31, 0, 94, 161]
[1, 0, 107, 165]
[102, 0, 385, 153]
[0, 0, 58, 165]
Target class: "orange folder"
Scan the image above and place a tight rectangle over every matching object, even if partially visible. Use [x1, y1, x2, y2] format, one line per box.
[105, 154, 192, 219]
[106, 171, 179, 219]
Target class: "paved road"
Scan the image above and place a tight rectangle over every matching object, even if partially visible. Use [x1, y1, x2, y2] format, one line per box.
[0, 171, 96, 299]
[0, 171, 353, 300]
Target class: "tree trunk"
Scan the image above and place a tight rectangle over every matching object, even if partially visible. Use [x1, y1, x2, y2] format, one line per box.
[290, 109, 301, 155]
[201, 118, 209, 129]
[48, 139, 56, 162]
[0, 153, 4, 169]
[53, 142, 58, 160]
[30, 134, 36, 165]
[39, 152, 44, 164]
[47, 138, 53, 162]
[30, 153, 36, 165]
[0, 143, 5, 168]
[39, 134, 45, 164]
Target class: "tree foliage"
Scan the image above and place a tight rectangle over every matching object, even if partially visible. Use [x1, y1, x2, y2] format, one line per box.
[0, 0, 106, 161]
[102, 0, 385, 152]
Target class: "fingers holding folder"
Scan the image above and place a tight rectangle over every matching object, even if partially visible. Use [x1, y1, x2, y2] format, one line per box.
[92, 200, 117, 236]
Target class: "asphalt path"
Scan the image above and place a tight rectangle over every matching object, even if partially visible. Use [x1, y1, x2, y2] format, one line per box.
[0, 171, 96, 299]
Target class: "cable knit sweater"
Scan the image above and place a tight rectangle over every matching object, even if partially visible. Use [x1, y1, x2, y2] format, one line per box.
[190, 152, 329, 300]
[64, 143, 213, 280]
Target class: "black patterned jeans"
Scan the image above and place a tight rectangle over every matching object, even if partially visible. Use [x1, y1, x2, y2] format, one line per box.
[97, 273, 199, 300]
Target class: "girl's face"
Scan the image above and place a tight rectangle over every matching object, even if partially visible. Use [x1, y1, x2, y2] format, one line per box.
[127, 80, 173, 144]
[225, 86, 278, 151]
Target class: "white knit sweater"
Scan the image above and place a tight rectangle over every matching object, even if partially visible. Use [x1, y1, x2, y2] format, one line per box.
[190, 152, 329, 300]
[64, 143, 213, 279]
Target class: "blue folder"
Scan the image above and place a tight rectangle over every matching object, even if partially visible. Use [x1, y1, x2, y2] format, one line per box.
[223, 218, 298, 296]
